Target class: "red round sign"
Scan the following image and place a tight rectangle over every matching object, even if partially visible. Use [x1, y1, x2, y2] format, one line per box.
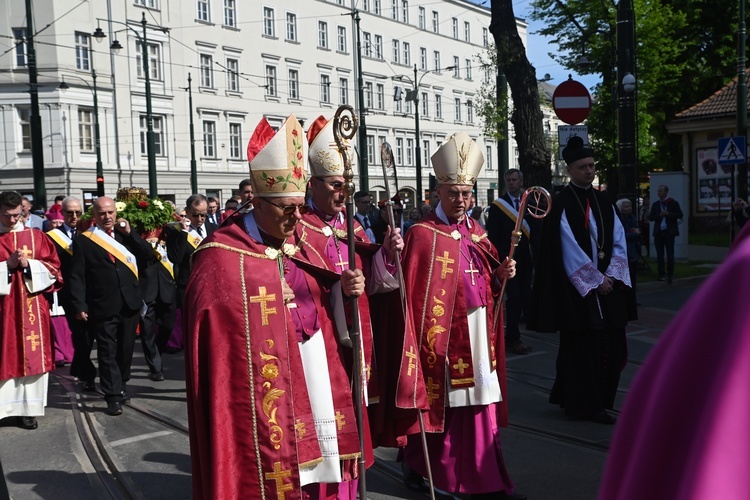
[552, 79, 592, 125]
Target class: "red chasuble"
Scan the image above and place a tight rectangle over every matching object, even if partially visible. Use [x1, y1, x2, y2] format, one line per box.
[400, 213, 509, 433]
[0, 228, 61, 381]
[185, 216, 371, 499]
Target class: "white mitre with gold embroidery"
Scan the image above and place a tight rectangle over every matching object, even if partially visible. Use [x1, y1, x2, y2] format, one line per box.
[246, 114, 308, 198]
[431, 131, 485, 186]
[307, 115, 352, 178]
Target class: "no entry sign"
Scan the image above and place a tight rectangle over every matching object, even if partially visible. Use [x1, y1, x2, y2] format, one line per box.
[553, 78, 592, 125]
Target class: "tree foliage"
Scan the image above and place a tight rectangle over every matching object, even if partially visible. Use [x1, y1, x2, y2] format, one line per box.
[474, 46, 510, 143]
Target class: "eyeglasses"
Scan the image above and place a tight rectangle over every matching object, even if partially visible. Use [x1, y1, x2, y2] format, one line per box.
[190, 212, 208, 218]
[446, 189, 473, 201]
[64, 210, 83, 216]
[261, 198, 311, 216]
[317, 178, 345, 191]
[0, 211, 22, 219]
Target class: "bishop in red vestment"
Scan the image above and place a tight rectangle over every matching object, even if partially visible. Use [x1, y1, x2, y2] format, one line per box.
[399, 134, 524, 498]
[0, 191, 61, 430]
[185, 115, 370, 500]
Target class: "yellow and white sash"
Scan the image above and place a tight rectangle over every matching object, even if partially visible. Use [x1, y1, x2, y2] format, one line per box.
[82, 226, 139, 279]
[152, 242, 174, 278]
[185, 228, 204, 249]
[47, 228, 74, 255]
[493, 198, 531, 239]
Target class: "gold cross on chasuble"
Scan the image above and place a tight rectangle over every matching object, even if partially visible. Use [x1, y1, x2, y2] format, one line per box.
[405, 346, 417, 376]
[426, 377, 440, 406]
[453, 358, 470, 375]
[25, 331, 41, 352]
[250, 286, 278, 326]
[265, 462, 293, 499]
[436, 251, 455, 279]
[20, 245, 33, 258]
[335, 411, 346, 430]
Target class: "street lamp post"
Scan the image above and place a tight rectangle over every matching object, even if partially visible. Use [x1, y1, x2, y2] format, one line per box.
[59, 65, 104, 196]
[93, 12, 158, 197]
[398, 65, 455, 204]
[617, 0, 638, 208]
[183, 73, 198, 193]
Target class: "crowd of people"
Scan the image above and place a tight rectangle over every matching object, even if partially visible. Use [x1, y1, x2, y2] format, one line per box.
[0, 116, 658, 499]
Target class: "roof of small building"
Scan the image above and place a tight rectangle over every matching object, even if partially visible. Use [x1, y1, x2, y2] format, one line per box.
[674, 69, 750, 121]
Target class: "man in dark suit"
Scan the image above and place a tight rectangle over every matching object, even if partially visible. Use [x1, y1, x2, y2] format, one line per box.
[68, 197, 153, 416]
[487, 169, 535, 354]
[206, 196, 221, 226]
[648, 184, 683, 283]
[46, 197, 96, 389]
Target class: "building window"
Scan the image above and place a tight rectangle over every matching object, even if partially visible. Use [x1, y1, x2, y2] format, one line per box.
[367, 135, 375, 164]
[134, 0, 159, 8]
[286, 13, 297, 41]
[403, 42, 410, 66]
[421, 92, 429, 116]
[199, 54, 213, 87]
[392, 39, 399, 63]
[203, 121, 216, 157]
[464, 21, 471, 42]
[197, 0, 210, 22]
[321, 74, 331, 103]
[265, 65, 277, 96]
[467, 100, 474, 123]
[396, 138, 404, 165]
[484, 66, 493, 84]
[365, 82, 373, 109]
[423, 140, 430, 166]
[78, 109, 93, 152]
[435, 94, 442, 119]
[363, 32, 372, 57]
[486, 145, 493, 170]
[419, 7, 426, 29]
[140, 115, 164, 156]
[405, 100, 412, 114]
[18, 108, 31, 151]
[452, 18, 458, 39]
[406, 138, 414, 165]
[420, 47, 427, 70]
[433, 51, 440, 71]
[483, 28, 489, 47]
[432, 11, 439, 33]
[339, 78, 348, 104]
[224, 0, 236, 27]
[229, 123, 242, 159]
[376, 83, 384, 110]
[75, 33, 90, 71]
[263, 7, 275, 36]
[402, 1, 409, 23]
[373, 0, 381, 15]
[465, 59, 472, 80]
[289, 69, 299, 99]
[226, 58, 239, 92]
[337, 26, 347, 52]
[453, 57, 460, 77]
[395, 94, 403, 113]
[373, 35, 382, 59]
[12, 28, 27, 67]
[318, 21, 328, 48]
[391, 0, 399, 20]
[454, 98, 462, 122]
[362, 0, 369, 11]
[137, 42, 162, 81]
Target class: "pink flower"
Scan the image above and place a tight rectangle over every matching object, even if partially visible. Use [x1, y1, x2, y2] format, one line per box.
[292, 166, 303, 179]
[292, 128, 298, 137]
[296, 151, 303, 160]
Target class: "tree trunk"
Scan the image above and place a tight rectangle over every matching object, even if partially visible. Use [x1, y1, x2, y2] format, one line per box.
[490, 0, 552, 189]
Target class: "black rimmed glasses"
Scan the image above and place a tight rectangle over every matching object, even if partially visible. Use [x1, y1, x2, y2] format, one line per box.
[64, 210, 83, 216]
[261, 198, 311, 216]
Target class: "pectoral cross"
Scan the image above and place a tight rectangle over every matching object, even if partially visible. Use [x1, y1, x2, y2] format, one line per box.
[333, 252, 349, 270]
[405, 346, 418, 377]
[264, 462, 293, 499]
[26, 331, 41, 352]
[453, 358, 470, 375]
[20, 245, 32, 258]
[464, 259, 479, 286]
[250, 286, 278, 326]
[335, 411, 346, 430]
[426, 377, 440, 406]
[436, 251, 455, 279]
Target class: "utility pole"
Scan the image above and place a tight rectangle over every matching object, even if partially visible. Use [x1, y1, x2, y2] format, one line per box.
[737, 0, 748, 201]
[412, 65, 423, 204]
[142, 13, 158, 197]
[26, 0, 46, 209]
[92, 65, 104, 196]
[353, 11, 368, 191]
[187, 73, 197, 193]
[616, 0, 637, 207]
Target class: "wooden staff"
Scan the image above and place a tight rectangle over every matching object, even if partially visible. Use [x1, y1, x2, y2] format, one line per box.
[494, 186, 552, 331]
[332, 105, 367, 499]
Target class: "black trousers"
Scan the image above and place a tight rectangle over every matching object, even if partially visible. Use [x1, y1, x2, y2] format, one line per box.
[139, 302, 164, 375]
[69, 314, 95, 383]
[653, 230, 676, 279]
[92, 309, 139, 403]
[153, 298, 176, 353]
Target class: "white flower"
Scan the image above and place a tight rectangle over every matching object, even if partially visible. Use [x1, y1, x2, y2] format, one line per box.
[115, 202, 127, 212]
[154, 200, 164, 210]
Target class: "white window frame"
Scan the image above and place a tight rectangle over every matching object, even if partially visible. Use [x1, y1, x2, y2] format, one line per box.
[454, 98, 462, 122]
[226, 58, 239, 92]
[402, 1, 409, 24]
[423, 140, 430, 166]
[224, 0, 236, 27]
[486, 145, 493, 170]
[464, 21, 471, 42]
[452, 18, 458, 39]
[197, 0, 210, 22]
[265, 65, 277, 97]
[318, 21, 328, 48]
[435, 94, 442, 119]
[320, 74, 331, 103]
[418, 7, 425, 29]
[467, 100, 474, 123]
[392, 39, 400, 64]
[396, 138, 404, 165]
[134, 0, 159, 8]
[453, 57, 460, 77]
[420, 47, 427, 70]
[140, 115, 164, 156]
[432, 11, 439, 33]
[13, 28, 27, 67]
[374, 0, 381, 15]
[466, 59, 472, 80]
[403, 42, 410, 66]
[137, 42, 162, 81]
[78, 109, 94, 152]
[374, 35, 383, 59]
[367, 135, 375, 164]
[229, 122, 242, 159]
[289, 69, 299, 100]
[433, 51, 440, 71]
[263, 6, 275, 37]
[421, 92, 429, 116]
[391, 0, 399, 20]
[406, 138, 414, 165]
[483, 28, 489, 47]
[286, 13, 297, 41]
[339, 77, 349, 104]
[18, 108, 31, 151]
[363, 32, 372, 57]
[203, 120, 216, 158]
[75, 33, 90, 71]
[337, 26, 347, 52]
[199, 53, 214, 88]
[365, 82, 373, 109]
[376, 83, 385, 110]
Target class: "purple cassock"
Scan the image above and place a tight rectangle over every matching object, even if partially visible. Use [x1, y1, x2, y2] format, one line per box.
[599, 236, 750, 499]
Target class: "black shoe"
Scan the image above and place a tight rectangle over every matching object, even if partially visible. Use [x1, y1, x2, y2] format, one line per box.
[667, 276, 673, 284]
[499, 493, 528, 500]
[106, 401, 123, 416]
[82, 380, 96, 392]
[589, 410, 616, 425]
[120, 391, 131, 404]
[401, 462, 427, 492]
[148, 371, 165, 382]
[55, 360, 66, 368]
[19, 416, 38, 430]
